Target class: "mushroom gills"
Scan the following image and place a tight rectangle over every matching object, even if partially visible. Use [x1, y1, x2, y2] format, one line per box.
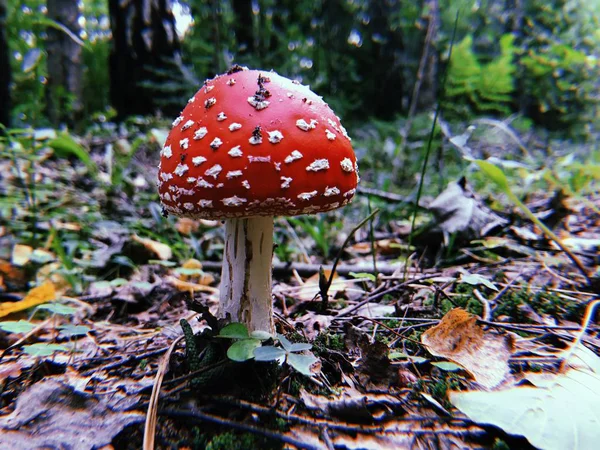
[220, 216, 274, 333]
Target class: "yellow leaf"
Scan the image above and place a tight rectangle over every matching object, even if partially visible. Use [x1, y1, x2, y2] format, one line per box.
[0, 281, 56, 318]
[131, 234, 172, 260]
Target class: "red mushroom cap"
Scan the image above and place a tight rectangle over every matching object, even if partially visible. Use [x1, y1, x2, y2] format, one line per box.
[157, 67, 358, 218]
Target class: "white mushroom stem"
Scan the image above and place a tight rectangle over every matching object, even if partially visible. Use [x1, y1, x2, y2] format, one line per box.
[220, 216, 274, 333]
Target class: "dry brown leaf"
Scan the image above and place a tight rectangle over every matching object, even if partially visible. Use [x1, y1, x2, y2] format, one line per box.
[175, 218, 200, 235]
[167, 276, 219, 294]
[0, 378, 143, 449]
[347, 239, 403, 255]
[0, 281, 56, 318]
[421, 308, 512, 389]
[0, 259, 27, 289]
[131, 234, 172, 260]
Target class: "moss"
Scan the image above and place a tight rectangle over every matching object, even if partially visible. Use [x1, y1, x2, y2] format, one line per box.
[312, 332, 345, 355]
[492, 438, 511, 450]
[428, 373, 461, 409]
[494, 288, 584, 323]
[443, 283, 484, 316]
[204, 431, 279, 450]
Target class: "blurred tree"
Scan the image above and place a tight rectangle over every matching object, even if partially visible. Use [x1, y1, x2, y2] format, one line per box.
[108, 0, 182, 118]
[46, 0, 83, 126]
[0, 0, 10, 128]
[231, 0, 253, 57]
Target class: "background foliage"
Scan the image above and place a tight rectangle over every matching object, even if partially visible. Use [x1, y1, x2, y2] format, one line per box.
[3, 0, 600, 135]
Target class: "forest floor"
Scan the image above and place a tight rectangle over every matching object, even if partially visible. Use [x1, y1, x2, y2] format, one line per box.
[0, 116, 599, 449]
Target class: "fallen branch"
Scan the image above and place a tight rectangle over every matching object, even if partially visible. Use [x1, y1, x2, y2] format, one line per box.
[199, 260, 411, 277]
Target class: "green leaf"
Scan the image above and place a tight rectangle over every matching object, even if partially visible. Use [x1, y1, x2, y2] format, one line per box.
[474, 160, 509, 191]
[227, 339, 261, 362]
[460, 273, 499, 291]
[254, 346, 287, 362]
[148, 260, 177, 267]
[431, 361, 464, 372]
[287, 353, 318, 376]
[349, 272, 377, 282]
[58, 324, 91, 337]
[389, 351, 428, 364]
[173, 268, 205, 276]
[289, 343, 313, 353]
[276, 333, 293, 352]
[37, 303, 77, 316]
[218, 323, 249, 339]
[0, 320, 37, 334]
[47, 133, 96, 172]
[22, 343, 69, 357]
[250, 330, 273, 341]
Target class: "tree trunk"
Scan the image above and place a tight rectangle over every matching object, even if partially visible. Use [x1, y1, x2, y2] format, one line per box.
[0, 0, 11, 128]
[108, 0, 181, 119]
[231, 0, 254, 56]
[46, 0, 83, 126]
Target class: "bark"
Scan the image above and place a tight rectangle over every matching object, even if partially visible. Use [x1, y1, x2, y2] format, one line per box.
[108, 0, 180, 119]
[46, 0, 83, 126]
[0, 0, 11, 128]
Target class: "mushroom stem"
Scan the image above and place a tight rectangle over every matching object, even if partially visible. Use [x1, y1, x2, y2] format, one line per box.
[220, 216, 274, 333]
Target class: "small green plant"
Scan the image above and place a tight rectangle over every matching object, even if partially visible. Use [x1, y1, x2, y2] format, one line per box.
[217, 323, 318, 377]
[289, 215, 342, 260]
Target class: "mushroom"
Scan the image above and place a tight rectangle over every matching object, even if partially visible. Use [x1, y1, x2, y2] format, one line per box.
[157, 66, 358, 332]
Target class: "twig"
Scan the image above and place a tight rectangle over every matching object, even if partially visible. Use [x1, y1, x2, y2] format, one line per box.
[80, 346, 169, 376]
[560, 299, 600, 369]
[159, 407, 321, 450]
[321, 208, 381, 310]
[407, 11, 459, 253]
[357, 186, 409, 203]
[473, 289, 491, 321]
[143, 335, 184, 450]
[391, 4, 437, 182]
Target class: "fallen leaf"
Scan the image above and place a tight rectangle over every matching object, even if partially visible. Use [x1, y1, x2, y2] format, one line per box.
[0, 281, 56, 318]
[131, 234, 172, 260]
[0, 259, 27, 289]
[0, 378, 144, 448]
[0, 360, 24, 384]
[450, 346, 600, 450]
[167, 276, 219, 294]
[296, 270, 348, 302]
[427, 178, 507, 240]
[459, 272, 498, 291]
[11, 244, 33, 266]
[174, 259, 215, 285]
[175, 217, 200, 235]
[421, 308, 512, 389]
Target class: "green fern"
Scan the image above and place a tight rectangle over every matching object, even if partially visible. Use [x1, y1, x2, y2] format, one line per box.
[445, 35, 482, 113]
[446, 34, 516, 118]
[478, 34, 516, 113]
